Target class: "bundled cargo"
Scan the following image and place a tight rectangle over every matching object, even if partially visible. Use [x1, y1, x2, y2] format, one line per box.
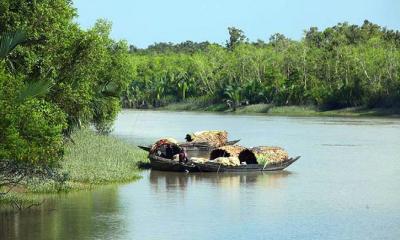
[185, 130, 228, 148]
[213, 157, 240, 166]
[250, 146, 289, 164]
[209, 145, 289, 165]
[210, 145, 245, 160]
[190, 157, 208, 164]
[190, 156, 240, 166]
[191, 145, 299, 171]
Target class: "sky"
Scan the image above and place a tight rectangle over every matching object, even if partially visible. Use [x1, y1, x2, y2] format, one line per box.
[72, 0, 400, 48]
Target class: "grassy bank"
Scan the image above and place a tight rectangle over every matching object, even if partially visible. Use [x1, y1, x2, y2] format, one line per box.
[1, 129, 148, 207]
[159, 102, 400, 117]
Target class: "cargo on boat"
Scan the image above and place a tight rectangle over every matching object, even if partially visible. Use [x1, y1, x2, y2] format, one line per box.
[138, 130, 240, 152]
[137, 131, 300, 172]
[191, 145, 300, 172]
[184, 130, 228, 147]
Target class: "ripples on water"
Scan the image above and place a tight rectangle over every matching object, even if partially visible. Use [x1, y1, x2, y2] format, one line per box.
[1, 110, 400, 240]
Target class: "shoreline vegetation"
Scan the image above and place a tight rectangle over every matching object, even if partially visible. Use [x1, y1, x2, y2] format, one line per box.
[1, 1, 139, 210]
[130, 103, 400, 118]
[124, 21, 400, 116]
[0, 129, 148, 208]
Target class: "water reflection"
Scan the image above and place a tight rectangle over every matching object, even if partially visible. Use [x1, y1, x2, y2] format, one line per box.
[1, 186, 123, 240]
[2, 110, 400, 240]
[149, 170, 292, 192]
[306, 117, 399, 126]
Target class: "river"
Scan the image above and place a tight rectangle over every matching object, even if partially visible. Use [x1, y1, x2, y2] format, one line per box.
[1, 110, 400, 240]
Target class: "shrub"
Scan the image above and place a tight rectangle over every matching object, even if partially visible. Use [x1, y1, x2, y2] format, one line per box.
[0, 71, 67, 165]
[0, 98, 67, 165]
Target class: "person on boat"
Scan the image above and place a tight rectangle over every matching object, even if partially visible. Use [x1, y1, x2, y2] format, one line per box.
[165, 144, 173, 158]
[178, 148, 188, 163]
[185, 134, 192, 142]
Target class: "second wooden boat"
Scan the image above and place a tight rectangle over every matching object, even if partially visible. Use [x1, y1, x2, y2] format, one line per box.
[194, 156, 300, 172]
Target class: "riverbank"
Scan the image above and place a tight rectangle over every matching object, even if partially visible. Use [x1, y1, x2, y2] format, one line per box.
[158, 102, 400, 117]
[1, 129, 148, 208]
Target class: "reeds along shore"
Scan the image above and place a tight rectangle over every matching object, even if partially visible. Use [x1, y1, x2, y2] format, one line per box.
[0, 129, 148, 207]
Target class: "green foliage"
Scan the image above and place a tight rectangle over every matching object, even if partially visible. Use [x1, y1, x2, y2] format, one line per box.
[0, 96, 67, 165]
[0, 30, 26, 59]
[17, 79, 53, 103]
[0, 45, 66, 166]
[0, 1, 133, 133]
[15, 99, 67, 164]
[135, 41, 211, 54]
[226, 27, 247, 50]
[1, 1, 133, 172]
[92, 97, 121, 134]
[125, 21, 400, 110]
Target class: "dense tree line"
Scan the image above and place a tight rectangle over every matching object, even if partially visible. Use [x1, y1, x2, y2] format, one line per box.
[0, 0, 133, 189]
[124, 21, 400, 110]
[130, 41, 211, 54]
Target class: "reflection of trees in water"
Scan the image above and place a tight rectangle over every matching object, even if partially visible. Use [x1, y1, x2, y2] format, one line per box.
[150, 170, 292, 192]
[1, 186, 123, 240]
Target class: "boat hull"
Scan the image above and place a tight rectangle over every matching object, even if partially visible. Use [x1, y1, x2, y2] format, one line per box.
[149, 155, 198, 172]
[195, 156, 300, 172]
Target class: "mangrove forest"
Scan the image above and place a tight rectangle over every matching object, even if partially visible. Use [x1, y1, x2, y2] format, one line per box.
[124, 22, 400, 111]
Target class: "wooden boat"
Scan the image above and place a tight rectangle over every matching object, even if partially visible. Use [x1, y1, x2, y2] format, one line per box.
[179, 139, 241, 151]
[194, 156, 300, 172]
[149, 154, 198, 172]
[138, 139, 240, 153]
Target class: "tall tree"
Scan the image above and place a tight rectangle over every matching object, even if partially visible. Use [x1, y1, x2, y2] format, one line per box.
[226, 27, 247, 50]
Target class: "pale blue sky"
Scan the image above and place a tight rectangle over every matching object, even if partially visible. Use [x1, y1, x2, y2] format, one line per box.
[73, 0, 400, 48]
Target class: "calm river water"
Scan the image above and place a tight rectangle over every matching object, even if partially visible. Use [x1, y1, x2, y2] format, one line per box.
[1, 110, 400, 240]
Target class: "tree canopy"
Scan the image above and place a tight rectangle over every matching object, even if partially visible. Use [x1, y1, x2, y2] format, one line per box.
[124, 23, 400, 110]
[0, 0, 134, 166]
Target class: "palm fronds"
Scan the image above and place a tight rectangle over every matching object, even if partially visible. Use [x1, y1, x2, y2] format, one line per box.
[0, 30, 26, 59]
[17, 80, 53, 103]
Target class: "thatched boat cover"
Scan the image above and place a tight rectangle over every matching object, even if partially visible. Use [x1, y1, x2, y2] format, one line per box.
[150, 138, 181, 158]
[210, 145, 245, 160]
[211, 145, 261, 164]
[250, 146, 289, 163]
[186, 130, 228, 147]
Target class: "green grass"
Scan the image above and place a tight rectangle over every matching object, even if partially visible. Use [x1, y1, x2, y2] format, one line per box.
[62, 129, 147, 185]
[4, 129, 148, 200]
[255, 155, 271, 166]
